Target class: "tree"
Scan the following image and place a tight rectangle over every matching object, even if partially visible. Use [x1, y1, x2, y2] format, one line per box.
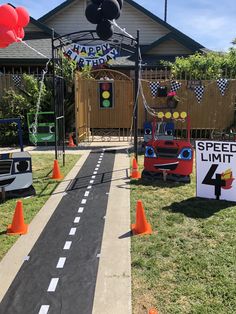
[162, 40, 236, 79]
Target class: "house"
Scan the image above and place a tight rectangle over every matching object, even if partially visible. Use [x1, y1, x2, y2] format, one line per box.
[0, 0, 205, 74]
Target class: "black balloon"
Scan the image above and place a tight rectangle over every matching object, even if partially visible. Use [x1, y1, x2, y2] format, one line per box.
[85, 3, 103, 24]
[96, 19, 114, 40]
[101, 0, 120, 20]
[91, 0, 103, 5]
[117, 0, 123, 9]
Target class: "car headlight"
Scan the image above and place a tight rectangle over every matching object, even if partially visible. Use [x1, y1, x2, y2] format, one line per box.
[144, 128, 152, 135]
[49, 126, 55, 133]
[14, 160, 31, 173]
[145, 146, 157, 158]
[178, 148, 192, 160]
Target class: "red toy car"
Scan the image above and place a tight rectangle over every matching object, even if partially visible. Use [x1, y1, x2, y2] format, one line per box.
[142, 115, 193, 183]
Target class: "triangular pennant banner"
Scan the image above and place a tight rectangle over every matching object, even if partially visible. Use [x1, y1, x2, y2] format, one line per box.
[171, 80, 182, 92]
[149, 81, 160, 97]
[194, 85, 204, 103]
[217, 78, 228, 96]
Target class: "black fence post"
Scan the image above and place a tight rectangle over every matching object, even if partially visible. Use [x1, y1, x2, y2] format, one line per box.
[134, 30, 140, 161]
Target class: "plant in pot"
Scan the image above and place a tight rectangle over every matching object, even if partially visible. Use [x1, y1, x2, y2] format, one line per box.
[167, 91, 180, 108]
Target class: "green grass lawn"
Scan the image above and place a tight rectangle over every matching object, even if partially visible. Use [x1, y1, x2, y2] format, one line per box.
[131, 155, 236, 314]
[0, 153, 80, 261]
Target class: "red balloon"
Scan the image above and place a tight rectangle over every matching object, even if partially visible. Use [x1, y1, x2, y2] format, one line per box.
[0, 4, 18, 28]
[0, 42, 9, 48]
[0, 25, 17, 46]
[16, 7, 30, 28]
[14, 26, 25, 40]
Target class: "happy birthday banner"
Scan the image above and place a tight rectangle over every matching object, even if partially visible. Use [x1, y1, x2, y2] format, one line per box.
[64, 43, 119, 68]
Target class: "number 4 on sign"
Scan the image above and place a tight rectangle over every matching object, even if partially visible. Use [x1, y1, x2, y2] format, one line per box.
[202, 164, 226, 200]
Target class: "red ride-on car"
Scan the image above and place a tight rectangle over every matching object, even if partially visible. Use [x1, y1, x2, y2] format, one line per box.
[142, 113, 194, 183]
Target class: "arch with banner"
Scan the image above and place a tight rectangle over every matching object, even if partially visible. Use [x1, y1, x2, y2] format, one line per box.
[52, 30, 139, 147]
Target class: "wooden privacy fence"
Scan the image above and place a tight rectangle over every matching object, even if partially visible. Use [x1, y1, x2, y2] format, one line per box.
[75, 72, 236, 142]
[138, 79, 236, 130]
[0, 75, 16, 101]
[75, 71, 133, 142]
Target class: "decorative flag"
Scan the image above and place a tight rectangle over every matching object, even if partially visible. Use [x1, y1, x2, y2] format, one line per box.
[12, 74, 22, 87]
[149, 81, 160, 97]
[194, 85, 204, 103]
[217, 78, 229, 96]
[171, 80, 182, 92]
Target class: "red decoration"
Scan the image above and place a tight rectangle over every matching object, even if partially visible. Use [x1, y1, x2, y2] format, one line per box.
[0, 4, 18, 28]
[0, 42, 9, 48]
[14, 27, 25, 41]
[16, 7, 30, 28]
[0, 4, 29, 48]
[0, 25, 17, 46]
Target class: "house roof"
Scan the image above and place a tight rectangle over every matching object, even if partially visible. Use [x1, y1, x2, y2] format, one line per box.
[39, 0, 204, 52]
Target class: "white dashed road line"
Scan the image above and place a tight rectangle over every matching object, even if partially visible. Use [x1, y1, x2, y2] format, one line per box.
[56, 257, 66, 269]
[74, 217, 80, 223]
[69, 227, 77, 236]
[40, 155, 104, 311]
[47, 278, 59, 292]
[38, 305, 50, 314]
[63, 241, 72, 250]
[78, 207, 84, 213]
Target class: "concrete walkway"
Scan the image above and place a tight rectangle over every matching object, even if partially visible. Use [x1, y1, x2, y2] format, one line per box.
[0, 143, 132, 314]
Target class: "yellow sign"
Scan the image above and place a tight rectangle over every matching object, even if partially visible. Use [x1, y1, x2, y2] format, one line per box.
[173, 112, 179, 119]
[180, 112, 187, 119]
[157, 112, 164, 118]
[165, 112, 172, 119]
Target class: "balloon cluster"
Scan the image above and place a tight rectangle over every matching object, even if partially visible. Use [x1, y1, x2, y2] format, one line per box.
[86, 0, 123, 40]
[0, 4, 30, 49]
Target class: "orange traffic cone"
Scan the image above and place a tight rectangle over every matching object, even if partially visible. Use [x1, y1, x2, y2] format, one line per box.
[7, 200, 28, 235]
[68, 134, 76, 147]
[51, 159, 63, 180]
[149, 309, 159, 314]
[131, 200, 152, 235]
[131, 157, 141, 179]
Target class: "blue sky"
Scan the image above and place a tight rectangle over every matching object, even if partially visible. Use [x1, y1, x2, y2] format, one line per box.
[6, 0, 236, 51]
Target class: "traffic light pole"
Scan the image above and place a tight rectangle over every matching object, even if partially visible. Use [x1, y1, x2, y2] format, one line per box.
[134, 30, 140, 161]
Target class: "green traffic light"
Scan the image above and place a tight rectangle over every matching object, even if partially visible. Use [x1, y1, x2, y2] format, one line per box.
[103, 99, 111, 108]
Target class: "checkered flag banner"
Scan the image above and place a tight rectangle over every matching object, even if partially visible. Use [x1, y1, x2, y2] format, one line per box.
[194, 85, 205, 103]
[149, 81, 160, 97]
[217, 78, 228, 96]
[171, 80, 182, 92]
[12, 74, 22, 87]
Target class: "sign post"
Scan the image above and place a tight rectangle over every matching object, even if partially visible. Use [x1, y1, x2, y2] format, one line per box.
[196, 140, 236, 201]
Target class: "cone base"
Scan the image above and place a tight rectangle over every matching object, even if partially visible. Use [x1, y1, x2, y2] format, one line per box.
[51, 175, 64, 180]
[68, 143, 76, 147]
[131, 223, 152, 235]
[7, 224, 28, 235]
[131, 171, 141, 179]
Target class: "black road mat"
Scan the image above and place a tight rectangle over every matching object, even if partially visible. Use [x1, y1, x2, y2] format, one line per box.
[0, 150, 116, 314]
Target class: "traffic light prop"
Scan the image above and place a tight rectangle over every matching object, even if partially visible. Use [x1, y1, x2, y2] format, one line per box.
[99, 81, 113, 108]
